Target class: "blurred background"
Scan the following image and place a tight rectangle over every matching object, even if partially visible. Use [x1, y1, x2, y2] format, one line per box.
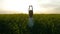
[0, 0, 60, 34]
[0, 0, 60, 14]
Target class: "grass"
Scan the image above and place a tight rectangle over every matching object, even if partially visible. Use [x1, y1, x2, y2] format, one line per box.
[0, 14, 60, 34]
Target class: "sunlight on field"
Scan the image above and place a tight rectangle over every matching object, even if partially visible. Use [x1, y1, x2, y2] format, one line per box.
[0, 14, 60, 34]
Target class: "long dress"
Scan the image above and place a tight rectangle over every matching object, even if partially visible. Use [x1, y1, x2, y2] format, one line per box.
[27, 17, 34, 34]
[28, 17, 34, 28]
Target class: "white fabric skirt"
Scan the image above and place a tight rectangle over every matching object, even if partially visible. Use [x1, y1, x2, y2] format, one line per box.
[28, 17, 34, 28]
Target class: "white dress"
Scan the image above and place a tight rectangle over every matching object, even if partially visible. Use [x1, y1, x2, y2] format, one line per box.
[28, 17, 34, 28]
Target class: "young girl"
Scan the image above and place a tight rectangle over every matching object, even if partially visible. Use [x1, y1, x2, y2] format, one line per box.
[27, 5, 34, 34]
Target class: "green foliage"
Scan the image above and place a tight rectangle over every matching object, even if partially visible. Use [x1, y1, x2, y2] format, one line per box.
[0, 14, 60, 34]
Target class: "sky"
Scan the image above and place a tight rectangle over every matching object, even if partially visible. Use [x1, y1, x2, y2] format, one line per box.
[0, 0, 60, 14]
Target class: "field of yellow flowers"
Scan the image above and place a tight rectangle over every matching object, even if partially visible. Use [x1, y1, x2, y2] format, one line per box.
[0, 14, 60, 34]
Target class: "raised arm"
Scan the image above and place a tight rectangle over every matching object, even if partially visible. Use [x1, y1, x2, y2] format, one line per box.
[28, 5, 33, 18]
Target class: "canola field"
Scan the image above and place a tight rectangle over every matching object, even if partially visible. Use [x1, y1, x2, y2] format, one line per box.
[0, 14, 60, 34]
